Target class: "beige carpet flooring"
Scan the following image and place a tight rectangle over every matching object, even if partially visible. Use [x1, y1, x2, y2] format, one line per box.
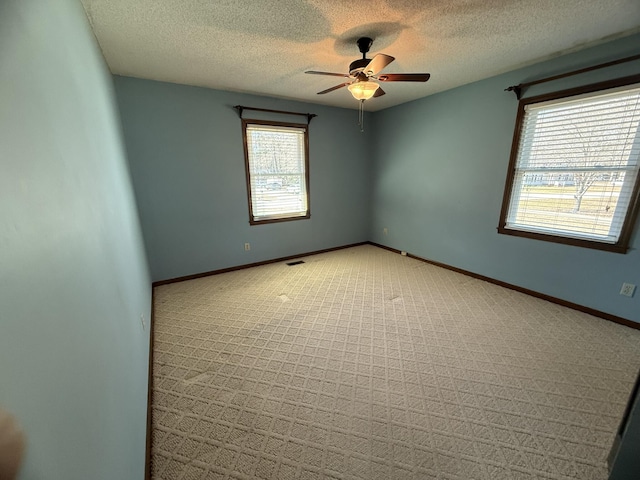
[151, 245, 640, 480]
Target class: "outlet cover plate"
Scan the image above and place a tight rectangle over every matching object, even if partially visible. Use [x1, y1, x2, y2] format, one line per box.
[620, 283, 636, 297]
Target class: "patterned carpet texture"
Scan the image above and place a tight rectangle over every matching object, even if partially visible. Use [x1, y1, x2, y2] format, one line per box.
[151, 245, 640, 480]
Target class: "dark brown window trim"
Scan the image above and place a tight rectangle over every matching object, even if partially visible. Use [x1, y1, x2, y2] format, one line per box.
[241, 119, 311, 225]
[498, 74, 640, 254]
[249, 213, 310, 226]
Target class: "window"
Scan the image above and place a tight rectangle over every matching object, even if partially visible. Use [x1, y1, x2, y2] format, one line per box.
[498, 76, 640, 253]
[242, 120, 310, 224]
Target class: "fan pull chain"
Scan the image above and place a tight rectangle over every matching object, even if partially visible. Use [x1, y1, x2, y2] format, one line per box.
[358, 99, 365, 132]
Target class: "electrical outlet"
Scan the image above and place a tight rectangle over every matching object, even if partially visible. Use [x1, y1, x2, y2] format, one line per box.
[401, 251, 407, 256]
[244, 243, 251, 251]
[620, 283, 636, 297]
[383, 227, 388, 235]
[140, 314, 146, 330]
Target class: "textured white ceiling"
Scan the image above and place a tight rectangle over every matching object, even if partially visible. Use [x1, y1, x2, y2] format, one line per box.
[81, 0, 640, 111]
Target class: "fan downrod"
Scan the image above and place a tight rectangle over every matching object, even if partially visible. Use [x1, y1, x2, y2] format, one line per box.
[356, 37, 373, 58]
[350, 37, 375, 75]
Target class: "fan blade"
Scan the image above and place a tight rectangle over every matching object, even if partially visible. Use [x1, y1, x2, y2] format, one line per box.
[378, 73, 431, 82]
[305, 71, 350, 78]
[317, 83, 350, 95]
[363, 54, 395, 76]
[373, 86, 386, 98]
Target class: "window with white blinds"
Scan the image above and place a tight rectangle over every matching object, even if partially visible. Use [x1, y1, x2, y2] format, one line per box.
[242, 120, 310, 224]
[499, 78, 640, 252]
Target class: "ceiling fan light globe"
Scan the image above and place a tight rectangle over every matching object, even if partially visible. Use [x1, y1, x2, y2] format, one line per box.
[348, 81, 379, 100]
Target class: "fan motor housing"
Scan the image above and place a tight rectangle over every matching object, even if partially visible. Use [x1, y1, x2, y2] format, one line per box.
[349, 58, 370, 76]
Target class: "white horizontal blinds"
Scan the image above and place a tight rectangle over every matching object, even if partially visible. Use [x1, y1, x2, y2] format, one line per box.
[246, 124, 308, 221]
[506, 84, 640, 243]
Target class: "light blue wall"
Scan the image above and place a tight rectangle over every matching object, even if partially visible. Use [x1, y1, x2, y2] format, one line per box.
[116, 36, 640, 321]
[114, 76, 372, 282]
[0, 1, 151, 479]
[370, 34, 640, 323]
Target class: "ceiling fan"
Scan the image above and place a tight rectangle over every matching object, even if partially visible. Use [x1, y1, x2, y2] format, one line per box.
[305, 37, 431, 101]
